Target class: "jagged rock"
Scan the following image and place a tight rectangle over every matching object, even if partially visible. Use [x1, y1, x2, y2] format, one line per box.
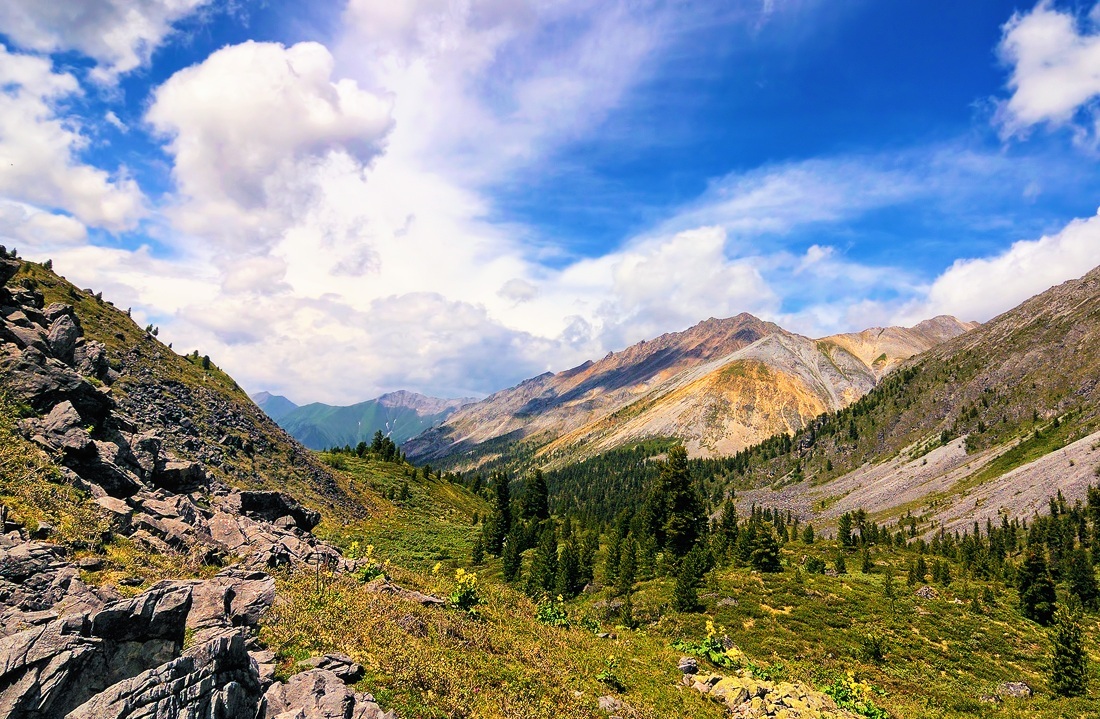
[94, 496, 134, 532]
[251, 649, 277, 689]
[0, 543, 67, 583]
[0, 258, 18, 286]
[179, 569, 276, 642]
[151, 459, 206, 493]
[597, 695, 622, 712]
[66, 631, 261, 719]
[46, 314, 80, 363]
[258, 669, 394, 719]
[229, 490, 321, 531]
[0, 347, 113, 425]
[298, 653, 365, 683]
[678, 656, 698, 674]
[42, 302, 75, 324]
[0, 585, 193, 717]
[364, 579, 445, 607]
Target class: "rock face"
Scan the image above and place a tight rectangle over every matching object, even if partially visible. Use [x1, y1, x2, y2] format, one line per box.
[0, 255, 394, 718]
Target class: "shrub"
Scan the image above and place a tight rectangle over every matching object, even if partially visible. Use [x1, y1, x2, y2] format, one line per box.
[535, 595, 570, 628]
[1048, 600, 1089, 697]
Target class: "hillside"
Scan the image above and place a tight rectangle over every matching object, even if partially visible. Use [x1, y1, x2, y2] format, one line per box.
[701, 263, 1100, 532]
[405, 314, 973, 471]
[268, 390, 474, 450]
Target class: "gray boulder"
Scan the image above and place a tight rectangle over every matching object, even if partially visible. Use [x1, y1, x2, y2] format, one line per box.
[65, 631, 261, 719]
[297, 653, 365, 683]
[258, 669, 394, 719]
[46, 315, 80, 363]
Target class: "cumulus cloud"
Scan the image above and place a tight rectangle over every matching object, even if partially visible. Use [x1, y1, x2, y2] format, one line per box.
[997, 1, 1100, 139]
[897, 209, 1100, 324]
[0, 45, 144, 229]
[0, 0, 211, 82]
[147, 40, 393, 248]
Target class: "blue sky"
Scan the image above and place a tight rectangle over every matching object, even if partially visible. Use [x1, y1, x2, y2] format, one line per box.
[2, 1, 1100, 404]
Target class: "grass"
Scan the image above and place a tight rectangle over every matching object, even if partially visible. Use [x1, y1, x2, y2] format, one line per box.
[261, 459, 1100, 718]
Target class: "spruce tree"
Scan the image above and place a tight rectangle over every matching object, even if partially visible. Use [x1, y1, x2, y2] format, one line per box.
[1018, 550, 1057, 626]
[501, 533, 523, 582]
[555, 541, 581, 599]
[834, 552, 847, 575]
[616, 538, 637, 596]
[643, 446, 707, 558]
[801, 523, 815, 544]
[860, 548, 873, 573]
[1048, 600, 1089, 697]
[1065, 547, 1099, 610]
[487, 471, 512, 555]
[749, 529, 782, 573]
[837, 512, 854, 548]
[672, 546, 707, 612]
[471, 535, 485, 566]
[522, 469, 550, 521]
[527, 525, 559, 596]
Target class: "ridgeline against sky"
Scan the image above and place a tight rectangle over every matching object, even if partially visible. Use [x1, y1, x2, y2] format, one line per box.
[1, 1, 1099, 403]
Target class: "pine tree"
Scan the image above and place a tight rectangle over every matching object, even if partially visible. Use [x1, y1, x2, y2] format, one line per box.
[618, 591, 636, 628]
[555, 541, 582, 599]
[860, 548, 873, 573]
[471, 536, 485, 565]
[837, 512, 854, 548]
[501, 531, 522, 582]
[616, 538, 637, 596]
[487, 472, 512, 555]
[1048, 600, 1089, 697]
[801, 523, 815, 544]
[749, 529, 782, 573]
[834, 552, 847, 575]
[579, 531, 598, 587]
[527, 525, 559, 596]
[522, 469, 550, 521]
[643, 445, 707, 558]
[672, 547, 707, 611]
[1018, 550, 1057, 626]
[1064, 547, 1099, 610]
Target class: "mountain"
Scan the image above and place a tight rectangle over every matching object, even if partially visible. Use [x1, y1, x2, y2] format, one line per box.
[253, 390, 298, 421]
[404, 313, 975, 470]
[728, 263, 1100, 533]
[270, 390, 475, 450]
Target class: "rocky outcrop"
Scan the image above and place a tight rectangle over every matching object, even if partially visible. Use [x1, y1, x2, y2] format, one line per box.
[0, 256, 393, 718]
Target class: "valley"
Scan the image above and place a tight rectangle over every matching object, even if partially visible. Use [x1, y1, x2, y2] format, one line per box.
[0, 254, 1097, 719]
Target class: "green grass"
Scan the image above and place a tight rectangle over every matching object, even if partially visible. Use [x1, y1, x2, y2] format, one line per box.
[962, 420, 1090, 490]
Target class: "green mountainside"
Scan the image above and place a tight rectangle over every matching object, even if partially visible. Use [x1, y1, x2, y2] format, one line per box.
[254, 391, 299, 422]
[269, 391, 474, 451]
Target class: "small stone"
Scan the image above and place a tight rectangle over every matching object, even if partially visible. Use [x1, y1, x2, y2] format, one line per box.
[678, 656, 698, 674]
[997, 681, 1032, 698]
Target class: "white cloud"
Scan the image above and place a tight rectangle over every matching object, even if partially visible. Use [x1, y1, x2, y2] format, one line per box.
[897, 210, 1100, 324]
[146, 40, 393, 249]
[0, 0, 211, 82]
[0, 45, 144, 229]
[0, 201, 87, 246]
[997, 1, 1100, 138]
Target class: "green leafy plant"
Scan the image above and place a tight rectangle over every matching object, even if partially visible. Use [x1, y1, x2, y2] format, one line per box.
[595, 655, 625, 692]
[672, 620, 744, 670]
[821, 673, 890, 719]
[535, 595, 570, 628]
[447, 567, 480, 613]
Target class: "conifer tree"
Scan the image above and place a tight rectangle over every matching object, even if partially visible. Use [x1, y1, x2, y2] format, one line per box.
[487, 471, 512, 555]
[578, 531, 598, 587]
[860, 548, 873, 573]
[1064, 547, 1099, 610]
[834, 552, 847, 575]
[471, 536, 485, 566]
[672, 546, 707, 611]
[801, 523, 815, 544]
[527, 525, 559, 596]
[555, 541, 581, 599]
[501, 531, 523, 582]
[618, 591, 636, 628]
[837, 512, 854, 548]
[522, 469, 550, 521]
[616, 537, 637, 596]
[1018, 550, 1057, 626]
[1048, 600, 1089, 697]
[643, 446, 707, 558]
[749, 529, 782, 573]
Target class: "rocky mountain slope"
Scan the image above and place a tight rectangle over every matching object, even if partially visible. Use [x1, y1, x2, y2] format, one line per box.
[728, 263, 1100, 531]
[0, 253, 392, 717]
[266, 390, 475, 451]
[405, 313, 974, 471]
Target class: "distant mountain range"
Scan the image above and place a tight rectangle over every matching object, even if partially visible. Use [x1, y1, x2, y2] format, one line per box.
[404, 313, 976, 470]
[254, 390, 475, 450]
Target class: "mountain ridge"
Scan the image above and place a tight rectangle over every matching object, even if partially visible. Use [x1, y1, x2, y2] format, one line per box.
[404, 312, 975, 470]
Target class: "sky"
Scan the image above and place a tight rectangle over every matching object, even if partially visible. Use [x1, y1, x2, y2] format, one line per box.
[2, 1, 1100, 404]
